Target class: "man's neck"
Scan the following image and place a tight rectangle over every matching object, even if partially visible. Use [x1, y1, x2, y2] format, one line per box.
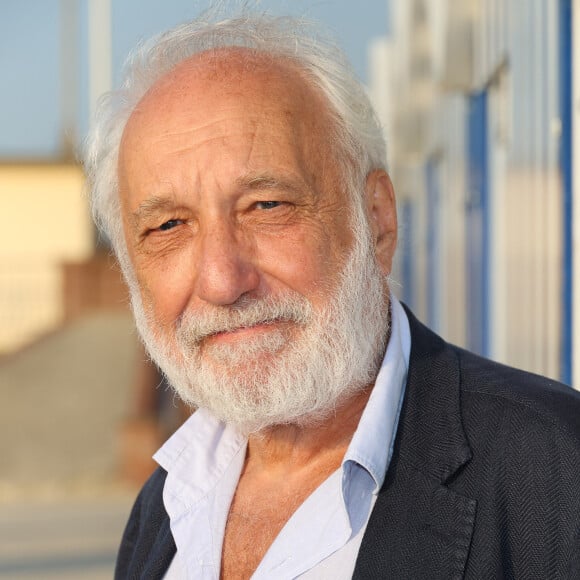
[221, 385, 375, 579]
[244, 386, 373, 475]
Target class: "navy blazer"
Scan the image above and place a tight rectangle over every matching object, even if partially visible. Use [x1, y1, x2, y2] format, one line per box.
[115, 308, 580, 579]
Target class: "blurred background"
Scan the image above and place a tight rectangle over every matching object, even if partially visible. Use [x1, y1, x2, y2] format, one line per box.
[0, 0, 577, 577]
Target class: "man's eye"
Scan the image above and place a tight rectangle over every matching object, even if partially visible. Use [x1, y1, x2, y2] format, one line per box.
[255, 201, 281, 210]
[158, 219, 182, 231]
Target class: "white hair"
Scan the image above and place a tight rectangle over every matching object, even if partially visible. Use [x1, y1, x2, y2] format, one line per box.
[83, 8, 387, 261]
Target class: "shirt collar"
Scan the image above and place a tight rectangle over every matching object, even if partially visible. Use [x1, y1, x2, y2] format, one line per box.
[334, 294, 410, 537]
[343, 294, 411, 492]
[154, 407, 246, 514]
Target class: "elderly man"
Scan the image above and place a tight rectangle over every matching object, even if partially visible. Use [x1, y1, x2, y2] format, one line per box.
[86, 9, 580, 580]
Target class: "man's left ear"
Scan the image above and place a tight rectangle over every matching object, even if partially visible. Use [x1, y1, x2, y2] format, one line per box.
[364, 169, 397, 276]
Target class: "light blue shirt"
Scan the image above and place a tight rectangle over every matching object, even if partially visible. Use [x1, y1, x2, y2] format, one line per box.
[155, 296, 411, 579]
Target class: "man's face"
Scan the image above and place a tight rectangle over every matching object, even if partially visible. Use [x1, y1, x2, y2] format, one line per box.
[118, 51, 396, 431]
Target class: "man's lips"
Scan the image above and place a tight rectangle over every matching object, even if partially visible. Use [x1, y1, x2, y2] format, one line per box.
[202, 319, 288, 345]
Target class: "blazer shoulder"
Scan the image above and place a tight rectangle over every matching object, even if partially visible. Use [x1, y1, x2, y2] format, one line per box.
[404, 304, 580, 441]
[454, 345, 580, 443]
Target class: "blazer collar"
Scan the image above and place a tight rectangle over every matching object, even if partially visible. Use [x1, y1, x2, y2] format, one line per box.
[396, 304, 472, 482]
[353, 306, 476, 579]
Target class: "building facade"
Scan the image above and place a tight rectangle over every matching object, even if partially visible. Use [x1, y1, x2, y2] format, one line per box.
[372, 0, 577, 385]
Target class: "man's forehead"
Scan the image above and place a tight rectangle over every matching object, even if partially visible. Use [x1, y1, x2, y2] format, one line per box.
[118, 46, 344, 201]
[121, 47, 335, 162]
[140, 47, 317, 111]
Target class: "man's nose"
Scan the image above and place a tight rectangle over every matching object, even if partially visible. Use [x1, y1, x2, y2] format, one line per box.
[193, 222, 260, 306]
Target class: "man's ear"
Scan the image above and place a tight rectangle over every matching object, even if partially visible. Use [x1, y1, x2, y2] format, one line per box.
[364, 169, 397, 276]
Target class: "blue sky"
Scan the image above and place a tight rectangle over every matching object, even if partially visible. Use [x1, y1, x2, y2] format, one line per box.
[0, 0, 389, 159]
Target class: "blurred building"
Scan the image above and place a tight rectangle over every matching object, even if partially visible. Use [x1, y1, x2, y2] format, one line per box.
[370, 0, 578, 386]
[0, 161, 90, 352]
[0, 0, 171, 490]
[0, 156, 144, 489]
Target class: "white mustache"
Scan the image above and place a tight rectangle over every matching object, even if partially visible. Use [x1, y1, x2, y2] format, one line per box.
[176, 294, 313, 345]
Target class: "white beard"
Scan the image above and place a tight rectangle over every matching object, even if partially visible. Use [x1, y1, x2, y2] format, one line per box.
[130, 212, 390, 434]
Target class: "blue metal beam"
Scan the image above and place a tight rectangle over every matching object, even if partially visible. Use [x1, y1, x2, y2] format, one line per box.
[559, 0, 573, 385]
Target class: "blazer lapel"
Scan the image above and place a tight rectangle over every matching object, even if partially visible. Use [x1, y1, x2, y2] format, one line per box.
[116, 468, 177, 580]
[140, 515, 176, 580]
[354, 308, 476, 579]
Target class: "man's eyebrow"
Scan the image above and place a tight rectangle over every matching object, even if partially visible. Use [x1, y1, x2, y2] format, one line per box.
[131, 196, 176, 226]
[236, 173, 305, 194]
